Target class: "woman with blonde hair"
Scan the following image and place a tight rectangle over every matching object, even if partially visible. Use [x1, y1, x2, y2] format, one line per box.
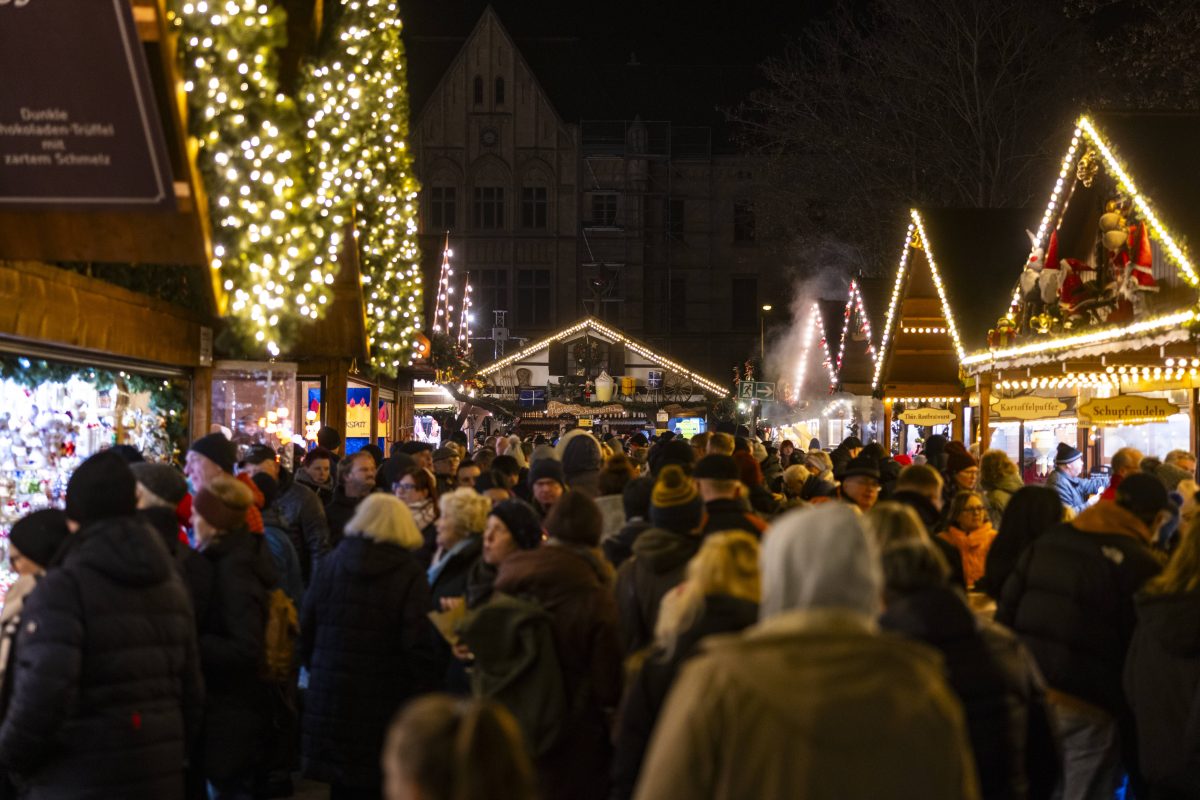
[611, 531, 761, 799]
[301, 494, 446, 799]
[382, 694, 536, 800]
[1125, 514, 1200, 797]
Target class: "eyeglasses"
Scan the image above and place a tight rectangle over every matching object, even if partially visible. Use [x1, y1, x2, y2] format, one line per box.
[396, 482, 418, 491]
[963, 506, 987, 514]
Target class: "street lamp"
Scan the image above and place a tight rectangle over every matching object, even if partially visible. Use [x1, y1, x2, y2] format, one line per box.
[760, 304, 773, 361]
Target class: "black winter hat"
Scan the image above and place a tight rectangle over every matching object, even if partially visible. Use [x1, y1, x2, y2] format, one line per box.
[489, 499, 544, 550]
[629, 433, 649, 447]
[241, 444, 277, 466]
[623, 476, 654, 519]
[693, 454, 740, 481]
[9, 509, 70, 568]
[130, 462, 188, 506]
[189, 432, 236, 474]
[66, 450, 138, 526]
[647, 439, 695, 477]
[1117, 473, 1176, 519]
[528, 458, 565, 488]
[1054, 442, 1083, 465]
[250, 472, 279, 507]
[838, 455, 881, 482]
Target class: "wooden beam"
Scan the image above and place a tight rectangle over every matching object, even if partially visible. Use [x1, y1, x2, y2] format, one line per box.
[979, 384, 991, 449]
[0, 260, 204, 366]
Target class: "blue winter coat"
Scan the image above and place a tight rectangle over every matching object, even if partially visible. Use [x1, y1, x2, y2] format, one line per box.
[1045, 468, 1108, 513]
[0, 516, 203, 800]
[301, 535, 446, 789]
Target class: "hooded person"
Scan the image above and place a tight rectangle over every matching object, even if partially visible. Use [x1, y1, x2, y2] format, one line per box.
[923, 434, 950, 472]
[603, 477, 656, 569]
[633, 503, 981, 800]
[556, 429, 604, 499]
[0, 451, 204, 800]
[132, 461, 214, 623]
[615, 465, 705, 654]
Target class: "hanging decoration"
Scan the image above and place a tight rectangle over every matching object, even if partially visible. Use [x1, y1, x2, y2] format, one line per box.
[169, 0, 333, 355]
[302, 0, 424, 369]
[457, 277, 474, 357]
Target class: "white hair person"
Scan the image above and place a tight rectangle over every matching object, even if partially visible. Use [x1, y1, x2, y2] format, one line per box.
[344, 494, 424, 550]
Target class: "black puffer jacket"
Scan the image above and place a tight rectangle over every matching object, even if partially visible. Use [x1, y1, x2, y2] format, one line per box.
[428, 536, 483, 609]
[611, 594, 758, 800]
[273, 471, 330, 585]
[995, 505, 1161, 715]
[882, 586, 1059, 800]
[139, 506, 213, 623]
[324, 487, 365, 550]
[891, 490, 966, 589]
[614, 528, 701, 654]
[0, 516, 203, 800]
[198, 531, 276, 783]
[301, 536, 444, 790]
[1124, 588, 1200, 798]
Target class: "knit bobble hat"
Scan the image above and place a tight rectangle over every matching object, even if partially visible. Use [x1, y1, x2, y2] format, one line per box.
[650, 465, 703, 534]
[1054, 442, 1083, 465]
[66, 450, 138, 527]
[489, 499, 544, 550]
[130, 462, 188, 506]
[189, 432, 236, 474]
[9, 509, 70, 569]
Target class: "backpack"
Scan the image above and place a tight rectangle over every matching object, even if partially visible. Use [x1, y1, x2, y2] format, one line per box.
[459, 592, 568, 756]
[260, 587, 298, 684]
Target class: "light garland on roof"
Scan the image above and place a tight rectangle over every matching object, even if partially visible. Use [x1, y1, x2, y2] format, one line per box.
[795, 302, 836, 399]
[1006, 114, 1200, 314]
[302, 0, 424, 368]
[170, 0, 333, 356]
[476, 318, 729, 397]
[962, 309, 1196, 367]
[430, 234, 454, 334]
[457, 277, 473, 356]
[884, 396, 959, 404]
[835, 279, 877, 372]
[872, 224, 915, 390]
[873, 210, 966, 389]
[997, 374, 1119, 390]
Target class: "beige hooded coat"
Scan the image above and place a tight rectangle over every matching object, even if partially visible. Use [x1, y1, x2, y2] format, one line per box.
[633, 503, 981, 800]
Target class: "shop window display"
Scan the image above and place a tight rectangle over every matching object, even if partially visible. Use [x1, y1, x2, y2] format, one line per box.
[211, 363, 300, 470]
[0, 357, 188, 604]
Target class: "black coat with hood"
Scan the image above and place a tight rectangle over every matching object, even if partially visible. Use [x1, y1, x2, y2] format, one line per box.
[891, 490, 967, 589]
[301, 535, 445, 789]
[272, 470, 330, 585]
[611, 594, 759, 800]
[324, 486, 364, 551]
[0, 516, 204, 800]
[881, 585, 1060, 800]
[614, 528, 701, 654]
[1124, 588, 1200, 798]
[197, 530, 276, 782]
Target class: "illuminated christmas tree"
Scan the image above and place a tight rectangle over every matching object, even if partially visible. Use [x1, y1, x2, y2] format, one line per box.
[303, 0, 424, 370]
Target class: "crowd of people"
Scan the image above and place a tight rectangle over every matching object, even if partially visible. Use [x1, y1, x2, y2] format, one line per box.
[0, 421, 1197, 800]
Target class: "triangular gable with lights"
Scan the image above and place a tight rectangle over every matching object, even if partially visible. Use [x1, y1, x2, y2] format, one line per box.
[834, 278, 878, 394]
[791, 302, 837, 402]
[872, 209, 967, 398]
[963, 113, 1200, 370]
[476, 316, 729, 397]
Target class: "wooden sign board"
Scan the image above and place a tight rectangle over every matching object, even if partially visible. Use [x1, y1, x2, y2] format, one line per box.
[1078, 396, 1178, 426]
[0, 0, 174, 210]
[899, 407, 956, 426]
[992, 396, 1067, 421]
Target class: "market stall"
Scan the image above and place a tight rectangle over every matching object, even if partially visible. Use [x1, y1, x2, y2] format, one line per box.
[872, 208, 1028, 454]
[964, 112, 1200, 475]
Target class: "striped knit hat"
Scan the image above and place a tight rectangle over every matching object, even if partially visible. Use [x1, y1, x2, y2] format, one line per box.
[650, 465, 703, 534]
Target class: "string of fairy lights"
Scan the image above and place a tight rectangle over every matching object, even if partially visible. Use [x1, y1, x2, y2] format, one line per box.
[834, 279, 877, 372]
[170, 0, 334, 356]
[301, 0, 423, 369]
[793, 302, 836, 401]
[171, 0, 424, 365]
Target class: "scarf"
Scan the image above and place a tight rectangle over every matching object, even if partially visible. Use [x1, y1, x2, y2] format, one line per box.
[407, 499, 437, 531]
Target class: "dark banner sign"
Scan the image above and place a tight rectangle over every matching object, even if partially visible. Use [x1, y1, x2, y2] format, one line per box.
[0, 0, 175, 210]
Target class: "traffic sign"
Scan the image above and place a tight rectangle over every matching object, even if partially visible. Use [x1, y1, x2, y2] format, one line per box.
[738, 381, 776, 400]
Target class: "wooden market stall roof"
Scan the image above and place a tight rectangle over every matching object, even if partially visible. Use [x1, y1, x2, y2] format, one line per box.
[873, 208, 1029, 401]
[834, 276, 881, 395]
[962, 112, 1200, 376]
[476, 316, 730, 398]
